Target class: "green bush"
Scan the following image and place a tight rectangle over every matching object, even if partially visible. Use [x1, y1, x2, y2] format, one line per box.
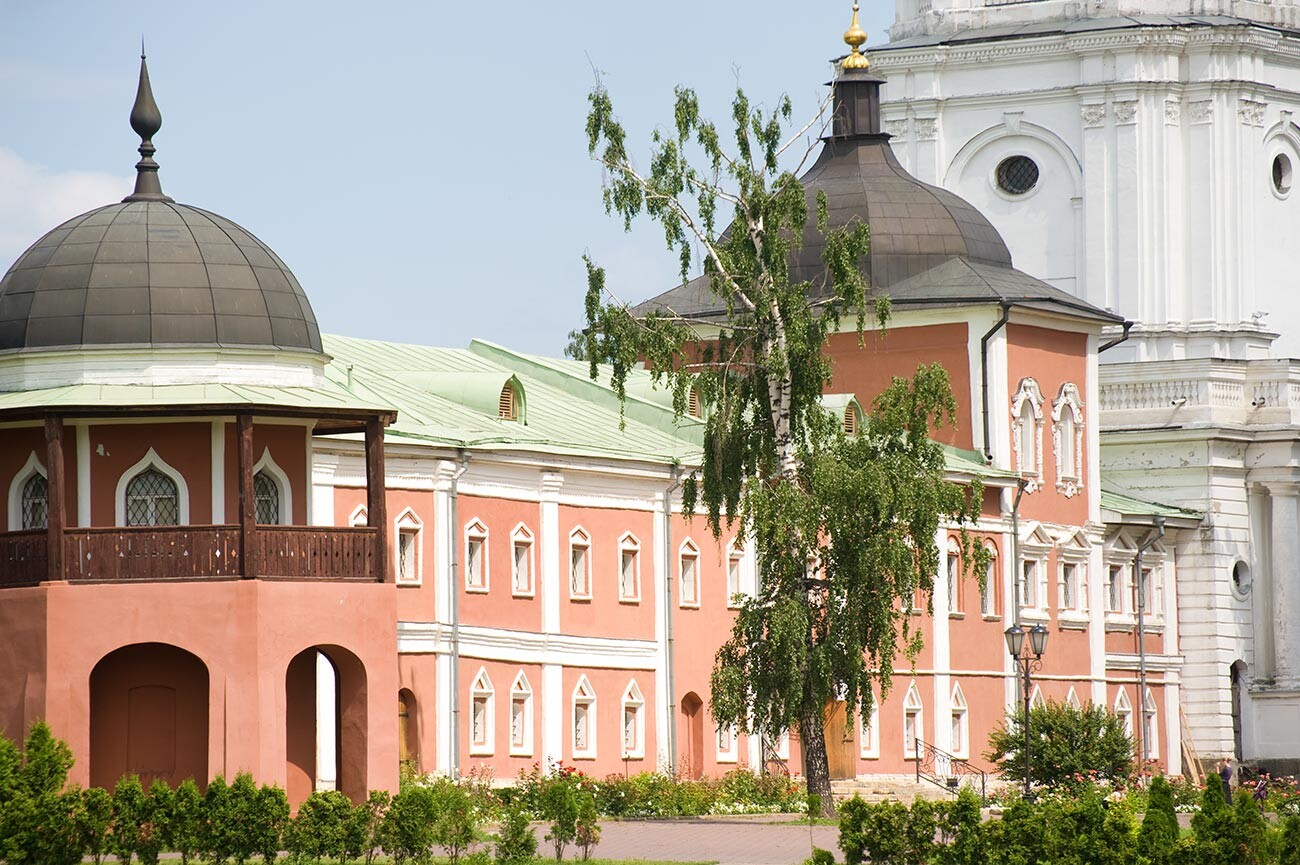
[540, 768, 583, 861]
[168, 778, 205, 865]
[430, 777, 482, 865]
[77, 786, 114, 865]
[986, 700, 1134, 789]
[0, 723, 83, 865]
[1278, 814, 1300, 865]
[837, 795, 871, 865]
[494, 802, 538, 865]
[934, 787, 985, 865]
[287, 789, 354, 863]
[574, 792, 601, 862]
[1139, 775, 1181, 865]
[380, 784, 437, 864]
[349, 789, 391, 865]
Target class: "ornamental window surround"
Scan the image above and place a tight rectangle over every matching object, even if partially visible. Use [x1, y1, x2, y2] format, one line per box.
[510, 672, 533, 756]
[717, 722, 739, 763]
[569, 528, 592, 600]
[1011, 378, 1045, 491]
[469, 668, 494, 756]
[395, 508, 423, 585]
[726, 540, 744, 609]
[946, 541, 963, 615]
[618, 532, 641, 603]
[1017, 525, 1052, 618]
[903, 682, 924, 759]
[1052, 383, 1085, 497]
[860, 696, 880, 759]
[115, 448, 189, 527]
[950, 682, 969, 759]
[1065, 687, 1081, 710]
[465, 519, 489, 593]
[679, 538, 700, 608]
[250, 448, 292, 525]
[980, 542, 999, 619]
[572, 676, 597, 759]
[1142, 688, 1159, 760]
[1114, 687, 1133, 737]
[621, 680, 645, 759]
[8, 452, 48, 531]
[1057, 529, 1091, 627]
[511, 524, 535, 597]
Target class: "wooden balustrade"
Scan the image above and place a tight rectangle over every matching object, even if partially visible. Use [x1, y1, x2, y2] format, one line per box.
[0, 530, 49, 587]
[0, 524, 384, 584]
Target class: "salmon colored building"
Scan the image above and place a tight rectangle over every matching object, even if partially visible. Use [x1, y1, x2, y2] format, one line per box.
[0, 45, 1204, 807]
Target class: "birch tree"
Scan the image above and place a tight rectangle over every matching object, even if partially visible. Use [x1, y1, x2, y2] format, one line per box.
[579, 82, 984, 814]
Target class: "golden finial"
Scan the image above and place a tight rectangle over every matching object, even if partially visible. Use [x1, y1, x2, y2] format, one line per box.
[841, 3, 871, 70]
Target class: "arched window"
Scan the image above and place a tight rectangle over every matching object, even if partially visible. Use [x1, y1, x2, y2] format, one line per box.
[980, 542, 998, 618]
[126, 468, 180, 527]
[569, 528, 591, 600]
[465, 519, 489, 592]
[511, 524, 535, 597]
[469, 668, 494, 756]
[498, 381, 520, 421]
[572, 676, 596, 759]
[679, 538, 700, 607]
[1114, 688, 1133, 737]
[253, 471, 281, 525]
[1142, 688, 1159, 761]
[395, 509, 423, 585]
[946, 540, 962, 614]
[903, 682, 923, 758]
[618, 533, 640, 603]
[1011, 378, 1043, 488]
[21, 472, 48, 530]
[950, 682, 969, 758]
[687, 386, 703, 419]
[1052, 383, 1085, 496]
[621, 680, 645, 759]
[510, 672, 533, 756]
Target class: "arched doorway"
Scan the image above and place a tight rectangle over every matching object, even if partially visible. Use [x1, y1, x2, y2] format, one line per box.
[680, 692, 704, 779]
[90, 643, 209, 790]
[285, 645, 368, 806]
[1230, 660, 1247, 762]
[398, 689, 419, 773]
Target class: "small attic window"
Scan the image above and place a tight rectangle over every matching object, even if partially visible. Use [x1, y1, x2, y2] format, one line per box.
[843, 405, 859, 435]
[687, 386, 703, 419]
[498, 382, 519, 421]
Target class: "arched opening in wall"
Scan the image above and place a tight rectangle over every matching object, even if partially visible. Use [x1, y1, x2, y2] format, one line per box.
[90, 643, 209, 791]
[1230, 660, 1247, 763]
[398, 689, 419, 774]
[680, 692, 705, 779]
[285, 645, 368, 807]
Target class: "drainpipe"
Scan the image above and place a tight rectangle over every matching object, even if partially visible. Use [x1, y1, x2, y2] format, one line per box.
[662, 467, 682, 775]
[1098, 321, 1133, 354]
[448, 449, 471, 779]
[1010, 477, 1029, 704]
[1134, 517, 1166, 767]
[980, 304, 1013, 462]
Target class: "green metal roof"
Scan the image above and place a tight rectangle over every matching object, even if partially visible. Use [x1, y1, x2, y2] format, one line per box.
[0, 379, 389, 417]
[1101, 485, 1203, 524]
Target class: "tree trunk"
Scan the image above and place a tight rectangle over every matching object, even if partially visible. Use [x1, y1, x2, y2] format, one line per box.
[799, 707, 835, 818]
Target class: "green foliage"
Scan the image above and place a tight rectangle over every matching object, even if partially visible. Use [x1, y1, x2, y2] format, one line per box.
[201, 773, 275, 865]
[541, 770, 582, 861]
[350, 789, 391, 865]
[934, 787, 985, 865]
[575, 792, 601, 862]
[836, 796, 871, 865]
[287, 789, 354, 863]
[804, 849, 836, 865]
[583, 82, 986, 804]
[430, 777, 482, 865]
[77, 786, 114, 865]
[494, 802, 538, 865]
[380, 784, 437, 864]
[254, 783, 289, 865]
[0, 723, 83, 865]
[110, 774, 167, 865]
[985, 700, 1134, 789]
[1235, 792, 1270, 864]
[1278, 814, 1300, 865]
[168, 778, 205, 865]
[1139, 775, 1181, 864]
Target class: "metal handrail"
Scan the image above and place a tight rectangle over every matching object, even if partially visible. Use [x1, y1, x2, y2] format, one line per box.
[914, 738, 988, 805]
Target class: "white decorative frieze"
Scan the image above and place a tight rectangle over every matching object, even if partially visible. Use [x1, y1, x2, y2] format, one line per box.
[915, 118, 938, 140]
[1189, 100, 1213, 124]
[1239, 100, 1267, 126]
[884, 118, 909, 139]
[1165, 100, 1181, 125]
[1081, 103, 1106, 127]
[1113, 101, 1138, 125]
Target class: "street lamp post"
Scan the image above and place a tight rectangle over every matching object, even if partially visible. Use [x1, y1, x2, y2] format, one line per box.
[1005, 623, 1049, 798]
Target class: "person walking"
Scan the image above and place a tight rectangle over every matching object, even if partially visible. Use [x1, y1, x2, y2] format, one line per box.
[1218, 759, 1234, 803]
[1254, 774, 1268, 804]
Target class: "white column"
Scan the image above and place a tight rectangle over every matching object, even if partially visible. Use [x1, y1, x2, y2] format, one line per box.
[210, 421, 225, 524]
[652, 480, 669, 769]
[315, 652, 338, 791]
[932, 527, 951, 753]
[1267, 482, 1300, 686]
[539, 472, 564, 766]
[431, 460, 458, 774]
[75, 424, 90, 526]
[1088, 529, 1108, 707]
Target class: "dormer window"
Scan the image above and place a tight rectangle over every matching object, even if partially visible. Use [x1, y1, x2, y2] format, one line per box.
[498, 382, 519, 421]
[843, 404, 860, 435]
[687, 386, 703, 419]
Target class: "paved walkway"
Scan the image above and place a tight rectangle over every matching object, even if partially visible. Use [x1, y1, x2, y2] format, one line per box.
[555, 817, 840, 865]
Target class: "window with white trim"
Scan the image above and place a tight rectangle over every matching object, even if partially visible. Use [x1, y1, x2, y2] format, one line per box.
[859, 697, 880, 759]
[621, 680, 645, 759]
[253, 471, 282, 525]
[903, 682, 923, 758]
[348, 505, 368, 527]
[465, 519, 488, 592]
[766, 729, 790, 761]
[1030, 686, 1046, 710]
[1114, 688, 1133, 737]
[946, 543, 962, 614]
[727, 541, 744, 608]
[980, 545, 998, 618]
[1052, 383, 1085, 497]
[679, 539, 700, 607]
[1018, 559, 1040, 609]
[1141, 688, 1158, 761]
[717, 723, 739, 763]
[950, 682, 969, 758]
[470, 668, 494, 756]
[1011, 378, 1044, 489]
[21, 472, 48, 530]
[573, 676, 596, 758]
[1060, 562, 1082, 612]
[1107, 565, 1125, 613]
[618, 533, 641, 603]
[569, 528, 591, 600]
[510, 672, 533, 756]
[395, 509, 423, 585]
[1065, 687, 1081, 710]
[511, 524, 535, 597]
[125, 467, 180, 526]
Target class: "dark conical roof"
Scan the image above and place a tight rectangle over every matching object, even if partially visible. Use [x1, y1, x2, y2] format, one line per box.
[0, 53, 322, 355]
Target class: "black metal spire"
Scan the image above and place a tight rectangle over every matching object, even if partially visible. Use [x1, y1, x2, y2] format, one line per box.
[123, 46, 174, 203]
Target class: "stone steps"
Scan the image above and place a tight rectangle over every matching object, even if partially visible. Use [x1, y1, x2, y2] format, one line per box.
[831, 777, 965, 803]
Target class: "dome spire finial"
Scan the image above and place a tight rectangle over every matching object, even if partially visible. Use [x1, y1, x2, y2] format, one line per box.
[840, 3, 871, 71]
[123, 46, 174, 203]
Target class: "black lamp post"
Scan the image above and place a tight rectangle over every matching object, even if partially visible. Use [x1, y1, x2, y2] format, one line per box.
[1005, 623, 1048, 797]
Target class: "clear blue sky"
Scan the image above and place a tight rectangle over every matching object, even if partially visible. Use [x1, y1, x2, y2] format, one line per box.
[0, 2, 895, 356]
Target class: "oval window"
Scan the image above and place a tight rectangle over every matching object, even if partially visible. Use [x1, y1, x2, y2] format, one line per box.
[996, 155, 1040, 196]
[1273, 154, 1292, 195]
[1232, 560, 1252, 595]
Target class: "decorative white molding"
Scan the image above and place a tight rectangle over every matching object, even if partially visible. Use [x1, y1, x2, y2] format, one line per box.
[509, 672, 534, 757]
[1164, 100, 1181, 125]
[1240, 99, 1268, 127]
[397, 621, 660, 670]
[252, 447, 293, 524]
[1113, 100, 1138, 125]
[1081, 103, 1106, 127]
[915, 118, 938, 140]
[394, 507, 424, 586]
[0, 345, 328, 392]
[1051, 383, 1086, 498]
[1010, 377, 1045, 492]
[113, 447, 190, 527]
[1189, 100, 1213, 124]
[884, 118, 909, 139]
[6, 451, 45, 531]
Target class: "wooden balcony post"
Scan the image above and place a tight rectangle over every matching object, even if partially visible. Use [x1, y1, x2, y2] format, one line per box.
[44, 416, 65, 582]
[237, 414, 256, 579]
[365, 416, 389, 582]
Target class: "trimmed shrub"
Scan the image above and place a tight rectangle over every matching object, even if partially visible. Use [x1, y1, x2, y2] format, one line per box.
[168, 778, 205, 865]
[349, 789, 391, 865]
[380, 784, 437, 864]
[1278, 814, 1300, 865]
[77, 786, 114, 865]
[1139, 775, 1181, 864]
[935, 787, 985, 865]
[286, 789, 353, 863]
[494, 802, 538, 865]
[540, 770, 582, 861]
[837, 795, 871, 865]
[574, 792, 601, 862]
[430, 778, 482, 865]
[986, 700, 1134, 789]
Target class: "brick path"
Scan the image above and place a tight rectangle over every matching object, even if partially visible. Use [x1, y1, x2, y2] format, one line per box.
[555, 817, 841, 865]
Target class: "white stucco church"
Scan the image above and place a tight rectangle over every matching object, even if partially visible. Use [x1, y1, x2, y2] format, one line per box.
[872, 0, 1300, 772]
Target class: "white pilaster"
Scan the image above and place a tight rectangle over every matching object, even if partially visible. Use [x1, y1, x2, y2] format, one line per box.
[543, 663, 564, 766]
[75, 424, 90, 527]
[540, 472, 564, 767]
[933, 527, 952, 752]
[210, 420, 225, 524]
[1267, 482, 1300, 686]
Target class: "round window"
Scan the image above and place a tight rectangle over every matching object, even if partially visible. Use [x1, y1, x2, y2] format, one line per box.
[1273, 154, 1293, 195]
[1231, 560, 1252, 595]
[996, 155, 1040, 196]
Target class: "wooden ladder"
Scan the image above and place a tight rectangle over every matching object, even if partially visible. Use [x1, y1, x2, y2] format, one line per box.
[1180, 702, 1204, 784]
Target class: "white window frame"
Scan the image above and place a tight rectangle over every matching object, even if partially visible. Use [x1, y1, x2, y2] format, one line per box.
[1030, 685, 1046, 710]
[509, 671, 534, 757]
[1051, 383, 1085, 498]
[726, 540, 744, 609]
[1065, 687, 1081, 710]
[1103, 532, 1140, 629]
[903, 682, 923, 759]
[251, 447, 293, 524]
[1057, 529, 1090, 627]
[1114, 687, 1133, 737]
[769, 729, 790, 761]
[348, 504, 368, 527]
[568, 527, 592, 601]
[1010, 377, 1044, 491]
[946, 542, 963, 616]
[980, 543, 999, 619]
[859, 697, 880, 759]
[950, 682, 969, 759]
[621, 680, 645, 759]
[1141, 688, 1159, 761]
[510, 523, 535, 597]
[7, 451, 47, 531]
[572, 675, 597, 759]
[1017, 525, 1052, 620]
[464, 519, 489, 593]
[469, 667, 495, 756]
[394, 507, 424, 586]
[114, 447, 190, 527]
[679, 538, 700, 608]
[717, 722, 739, 763]
[618, 532, 641, 603]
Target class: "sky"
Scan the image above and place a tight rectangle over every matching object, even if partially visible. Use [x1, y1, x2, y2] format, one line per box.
[0, 2, 895, 357]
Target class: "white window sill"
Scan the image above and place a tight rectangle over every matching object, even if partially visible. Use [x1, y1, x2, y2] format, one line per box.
[622, 751, 645, 761]
[572, 752, 597, 761]
[1058, 612, 1090, 630]
[1018, 608, 1050, 624]
[1105, 614, 1135, 631]
[465, 585, 490, 594]
[860, 751, 880, 760]
[619, 597, 641, 605]
[509, 746, 533, 757]
[680, 601, 700, 610]
[396, 579, 422, 588]
[982, 613, 1001, 622]
[949, 612, 966, 620]
[469, 745, 494, 757]
[511, 589, 535, 599]
[569, 595, 592, 603]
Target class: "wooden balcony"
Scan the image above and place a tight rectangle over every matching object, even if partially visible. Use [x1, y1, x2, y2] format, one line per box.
[0, 525, 381, 588]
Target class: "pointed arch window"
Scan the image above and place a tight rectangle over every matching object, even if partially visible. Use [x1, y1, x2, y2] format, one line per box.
[618, 533, 641, 603]
[8, 453, 49, 531]
[498, 382, 519, 421]
[621, 680, 645, 759]
[469, 668, 494, 756]
[126, 468, 179, 526]
[687, 386, 703, 419]
[903, 682, 924, 759]
[679, 538, 700, 608]
[253, 472, 281, 525]
[395, 509, 423, 585]
[1029, 686, 1046, 710]
[510, 672, 533, 756]
[950, 682, 969, 758]
[1114, 688, 1133, 737]
[1011, 378, 1044, 489]
[465, 519, 489, 592]
[511, 524, 535, 597]
[1142, 688, 1159, 761]
[348, 505, 368, 527]
[727, 540, 744, 609]
[572, 676, 596, 759]
[946, 540, 963, 615]
[860, 695, 880, 759]
[569, 528, 591, 600]
[980, 543, 998, 618]
[1065, 687, 1081, 710]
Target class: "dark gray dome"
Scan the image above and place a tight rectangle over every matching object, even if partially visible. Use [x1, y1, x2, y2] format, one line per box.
[0, 200, 321, 353]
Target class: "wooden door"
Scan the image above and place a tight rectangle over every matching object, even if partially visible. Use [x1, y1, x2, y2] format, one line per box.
[824, 701, 857, 780]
